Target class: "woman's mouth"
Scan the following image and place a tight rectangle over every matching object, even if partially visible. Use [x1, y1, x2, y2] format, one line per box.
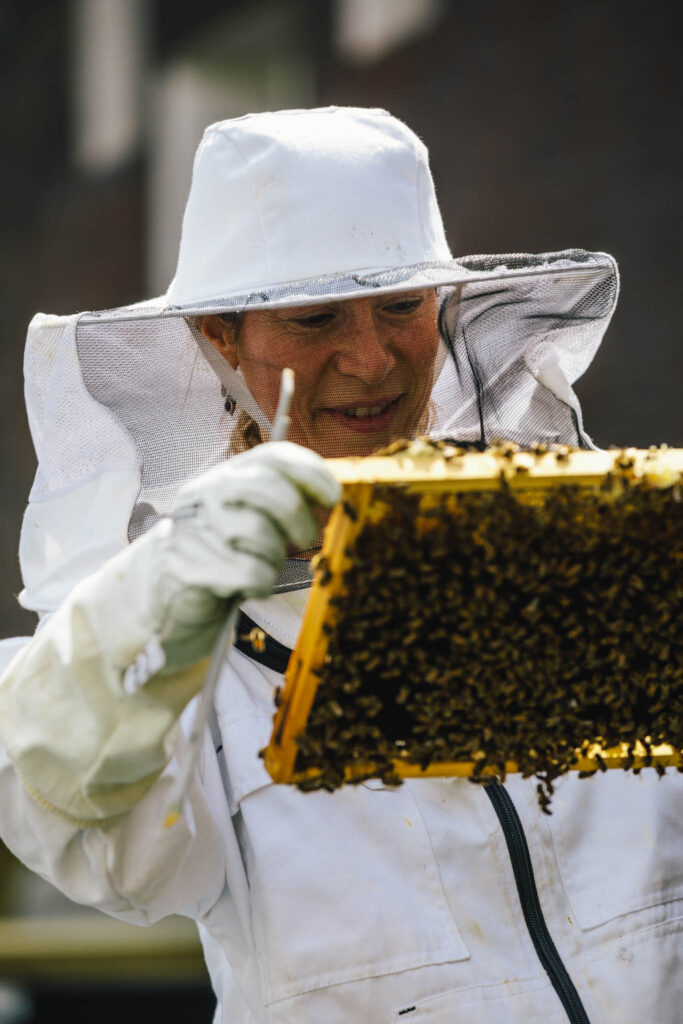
[322, 396, 401, 433]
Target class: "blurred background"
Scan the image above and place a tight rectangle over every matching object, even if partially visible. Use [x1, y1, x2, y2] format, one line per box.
[0, 0, 680, 1020]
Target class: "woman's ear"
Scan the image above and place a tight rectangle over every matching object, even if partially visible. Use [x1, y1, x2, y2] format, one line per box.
[196, 315, 239, 369]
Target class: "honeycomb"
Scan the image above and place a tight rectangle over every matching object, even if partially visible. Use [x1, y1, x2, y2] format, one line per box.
[262, 442, 683, 810]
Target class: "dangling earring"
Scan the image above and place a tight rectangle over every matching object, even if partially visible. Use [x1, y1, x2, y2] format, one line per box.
[221, 385, 236, 415]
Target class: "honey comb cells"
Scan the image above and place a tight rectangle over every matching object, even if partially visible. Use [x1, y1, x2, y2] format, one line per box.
[264, 443, 683, 809]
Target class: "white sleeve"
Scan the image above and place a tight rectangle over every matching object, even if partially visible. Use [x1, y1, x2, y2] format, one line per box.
[0, 531, 213, 825]
[0, 636, 230, 925]
[0, 637, 229, 924]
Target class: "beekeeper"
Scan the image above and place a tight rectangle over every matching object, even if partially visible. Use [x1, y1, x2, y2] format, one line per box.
[0, 108, 680, 1024]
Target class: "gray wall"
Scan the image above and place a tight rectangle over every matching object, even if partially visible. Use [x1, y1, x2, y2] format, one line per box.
[325, 1, 682, 448]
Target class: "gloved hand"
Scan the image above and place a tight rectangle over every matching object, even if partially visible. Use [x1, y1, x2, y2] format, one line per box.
[137, 441, 340, 673]
[0, 442, 340, 824]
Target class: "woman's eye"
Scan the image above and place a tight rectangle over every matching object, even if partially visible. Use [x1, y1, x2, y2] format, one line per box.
[381, 297, 424, 315]
[287, 311, 337, 329]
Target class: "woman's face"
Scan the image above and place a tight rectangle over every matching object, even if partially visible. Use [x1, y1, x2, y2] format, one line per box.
[199, 290, 441, 458]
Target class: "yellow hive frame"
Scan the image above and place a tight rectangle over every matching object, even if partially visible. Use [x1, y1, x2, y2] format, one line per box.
[263, 446, 683, 785]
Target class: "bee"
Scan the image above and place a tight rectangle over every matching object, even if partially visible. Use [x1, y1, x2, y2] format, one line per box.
[313, 554, 333, 586]
[242, 626, 267, 653]
[298, 776, 325, 792]
[497, 442, 519, 460]
[537, 784, 553, 815]
[342, 500, 359, 522]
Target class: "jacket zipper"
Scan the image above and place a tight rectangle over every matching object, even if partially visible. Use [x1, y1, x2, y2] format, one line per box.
[484, 780, 591, 1024]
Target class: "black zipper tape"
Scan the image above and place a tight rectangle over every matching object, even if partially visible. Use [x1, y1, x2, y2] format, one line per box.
[485, 780, 591, 1024]
[234, 612, 292, 673]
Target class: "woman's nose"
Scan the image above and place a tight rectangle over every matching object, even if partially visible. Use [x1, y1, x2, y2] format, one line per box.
[334, 322, 397, 385]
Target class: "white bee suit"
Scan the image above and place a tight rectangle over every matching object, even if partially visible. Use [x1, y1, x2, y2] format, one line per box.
[1, 606, 681, 1023]
[0, 108, 680, 1023]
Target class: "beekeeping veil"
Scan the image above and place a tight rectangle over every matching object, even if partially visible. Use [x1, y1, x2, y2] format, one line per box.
[20, 107, 619, 610]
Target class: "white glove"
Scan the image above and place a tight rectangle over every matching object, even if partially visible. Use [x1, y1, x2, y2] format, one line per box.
[141, 441, 340, 672]
[0, 442, 340, 824]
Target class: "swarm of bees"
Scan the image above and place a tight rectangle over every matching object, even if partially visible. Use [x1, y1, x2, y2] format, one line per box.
[265, 441, 683, 810]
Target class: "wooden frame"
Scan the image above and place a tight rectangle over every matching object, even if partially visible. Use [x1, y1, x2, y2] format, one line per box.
[263, 445, 683, 785]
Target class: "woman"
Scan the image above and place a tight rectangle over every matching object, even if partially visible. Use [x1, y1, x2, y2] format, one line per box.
[0, 107, 679, 1023]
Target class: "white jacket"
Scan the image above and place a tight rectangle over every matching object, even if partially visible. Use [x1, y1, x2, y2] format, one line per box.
[0, 585, 681, 1024]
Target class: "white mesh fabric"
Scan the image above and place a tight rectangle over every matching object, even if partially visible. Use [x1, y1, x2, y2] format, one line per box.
[20, 314, 142, 612]
[76, 315, 237, 539]
[23, 251, 618, 595]
[24, 313, 139, 500]
[436, 253, 619, 448]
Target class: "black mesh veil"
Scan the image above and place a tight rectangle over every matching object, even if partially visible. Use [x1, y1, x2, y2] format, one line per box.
[29, 251, 617, 594]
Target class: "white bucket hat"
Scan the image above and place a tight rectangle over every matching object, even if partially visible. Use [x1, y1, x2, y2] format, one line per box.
[165, 106, 456, 310]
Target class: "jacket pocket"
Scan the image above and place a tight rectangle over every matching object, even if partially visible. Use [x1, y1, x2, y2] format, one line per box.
[541, 770, 683, 930]
[236, 776, 469, 1004]
[215, 665, 469, 1004]
[572, 916, 683, 1020]
[390, 974, 562, 1022]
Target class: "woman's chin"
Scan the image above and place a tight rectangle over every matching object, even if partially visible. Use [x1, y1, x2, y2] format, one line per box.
[310, 428, 416, 459]
[305, 403, 420, 458]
